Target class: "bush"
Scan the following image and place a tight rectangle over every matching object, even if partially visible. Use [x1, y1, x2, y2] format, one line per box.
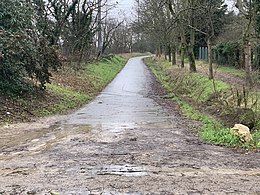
[214, 40, 260, 69]
[214, 41, 241, 67]
[0, 0, 61, 95]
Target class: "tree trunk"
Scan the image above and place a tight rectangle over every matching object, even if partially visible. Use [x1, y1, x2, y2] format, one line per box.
[187, 0, 196, 72]
[208, 38, 214, 79]
[97, 0, 102, 58]
[158, 45, 161, 58]
[180, 29, 185, 68]
[156, 45, 160, 57]
[235, 0, 254, 87]
[244, 40, 253, 87]
[168, 44, 172, 62]
[172, 46, 176, 65]
[188, 28, 196, 72]
[164, 46, 167, 60]
[239, 46, 245, 69]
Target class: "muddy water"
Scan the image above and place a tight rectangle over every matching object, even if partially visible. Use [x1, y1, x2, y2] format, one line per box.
[0, 57, 260, 194]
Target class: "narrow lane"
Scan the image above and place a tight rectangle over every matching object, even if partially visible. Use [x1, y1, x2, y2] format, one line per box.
[0, 57, 259, 194]
[66, 56, 174, 125]
[65, 56, 175, 143]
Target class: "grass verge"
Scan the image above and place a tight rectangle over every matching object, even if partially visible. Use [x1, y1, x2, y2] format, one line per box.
[41, 55, 128, 116]
[197, 60, 246, 77]
[145, 57, 260, 149]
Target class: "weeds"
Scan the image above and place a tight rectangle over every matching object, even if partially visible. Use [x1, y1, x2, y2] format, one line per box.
[173, 95, 241, 147]
[145, 57, 260, 148]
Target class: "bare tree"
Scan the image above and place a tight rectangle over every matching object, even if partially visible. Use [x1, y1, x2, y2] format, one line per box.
[168, 0, 227, 76]
[101, 18, 124, 55]
[136, 0, 178, 62]
[235, 0, 258, 87]
[108, 23, 134, 54]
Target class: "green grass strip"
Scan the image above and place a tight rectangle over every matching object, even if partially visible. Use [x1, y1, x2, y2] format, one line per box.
[145, 57, 260, 149]
[35, 55, 127, 116]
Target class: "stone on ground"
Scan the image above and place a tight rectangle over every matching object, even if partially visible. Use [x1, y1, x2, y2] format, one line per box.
[231, 124, 253, 143]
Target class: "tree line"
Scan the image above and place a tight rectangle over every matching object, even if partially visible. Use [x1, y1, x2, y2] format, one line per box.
[133, 0, 260, 86]
[1, 0, 259, 95]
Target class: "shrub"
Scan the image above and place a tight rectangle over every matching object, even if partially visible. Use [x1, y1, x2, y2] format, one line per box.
[0, 0, 61, 95]
[214, 41, 241, 67]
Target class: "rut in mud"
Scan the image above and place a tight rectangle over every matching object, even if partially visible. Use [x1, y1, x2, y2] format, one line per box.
[0, 57, 259, 194]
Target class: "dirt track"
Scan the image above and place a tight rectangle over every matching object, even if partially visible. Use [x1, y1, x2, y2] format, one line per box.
[0, 57, 259, 194]
[192, 62, 260, 91]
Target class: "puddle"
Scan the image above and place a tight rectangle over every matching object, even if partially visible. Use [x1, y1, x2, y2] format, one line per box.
[0, 124, 91, 159]
[47, 190, 142, 195]
[87, 164, 260, 178]
[91, 164, 148, 177]
[87, 191, 142, 195]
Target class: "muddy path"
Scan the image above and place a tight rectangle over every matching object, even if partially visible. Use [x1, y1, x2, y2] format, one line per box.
[183, 61, 260, 91]
[0, 57, 259, 194]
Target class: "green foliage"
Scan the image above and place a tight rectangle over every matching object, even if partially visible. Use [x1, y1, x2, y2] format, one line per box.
[145, 58, 229, 103]
[175, 97, 241, 147]
[0, 0, 61, 95]
[214, 41, 260, 68]
[214, 41, 241, 67]
[200, 127, 240, 146]
[251, 130, 260, 148]
[0, 0, 33, 88]
[0, 79, 33, 97]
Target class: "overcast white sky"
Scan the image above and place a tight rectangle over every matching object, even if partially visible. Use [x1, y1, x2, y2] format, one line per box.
[109, 0, 136, 20]
[110, 0, 236, 19]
